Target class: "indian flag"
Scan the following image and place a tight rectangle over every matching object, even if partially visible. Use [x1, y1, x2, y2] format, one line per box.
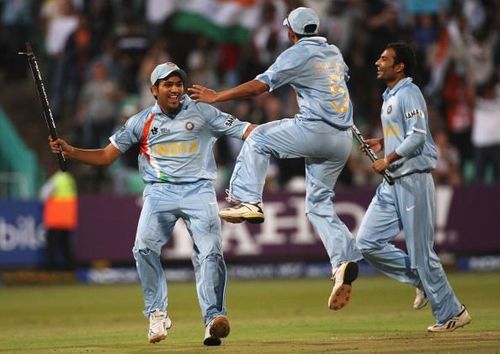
[170, 0, 259, 44]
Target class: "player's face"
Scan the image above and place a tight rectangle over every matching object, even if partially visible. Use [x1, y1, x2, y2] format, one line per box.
[153, 74, 185, 113]
[375, 48, 402, 83]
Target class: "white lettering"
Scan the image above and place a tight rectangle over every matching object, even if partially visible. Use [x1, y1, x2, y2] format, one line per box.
[221, 222, 261, 255]
[255, 201, 289, 245]
[0, 217, 45, 251]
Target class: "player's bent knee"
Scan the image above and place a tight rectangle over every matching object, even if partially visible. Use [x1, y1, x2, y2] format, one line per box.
[133, 246, 160, 259]
[200, 252, 224, 264]
[356, 236, 378, 254]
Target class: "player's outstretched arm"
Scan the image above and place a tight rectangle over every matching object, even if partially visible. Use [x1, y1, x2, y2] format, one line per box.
[48, 137, 121, 166]
[188, 80, 268, 103]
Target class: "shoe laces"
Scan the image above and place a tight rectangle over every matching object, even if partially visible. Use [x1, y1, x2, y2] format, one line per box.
[225, 189, 240, 204]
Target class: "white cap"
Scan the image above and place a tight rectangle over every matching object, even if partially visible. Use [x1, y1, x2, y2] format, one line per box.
[283, 7, 320, 35]
[150, 62, 187, 85]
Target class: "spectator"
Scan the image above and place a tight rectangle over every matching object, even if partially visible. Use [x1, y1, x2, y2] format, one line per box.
[442, 61, 474, 173]
[39, 164, 78, 271]
[76, 60, 123, 149]
[115, 15, 150, 93]
[75, 60, 123, 192]
[40, 0, 79, 120]
[472, 77, 500, 183]
[433, 130, 461, 185]
[0, 0, 33, 81]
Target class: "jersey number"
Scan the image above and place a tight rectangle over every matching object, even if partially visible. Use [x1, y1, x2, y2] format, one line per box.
[329, 74, 348, 113]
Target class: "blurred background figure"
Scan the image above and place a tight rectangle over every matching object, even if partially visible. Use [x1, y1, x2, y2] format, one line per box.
[433, 130, 462, 186]
[75, 60, 123, 192]
[0, 0, 498, 195]
[39, 163, 78, 271]
[0, 0, 33, 82]
[109, 101, 143, 196]
[472, 77, 500, 183]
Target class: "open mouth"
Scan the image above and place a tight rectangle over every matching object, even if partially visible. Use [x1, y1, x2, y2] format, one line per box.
[167, 95, 180, 104]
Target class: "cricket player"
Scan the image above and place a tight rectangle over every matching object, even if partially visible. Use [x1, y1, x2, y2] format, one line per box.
[356, 42, 471, 332]
[189, 7, 362, 311]
[49, 62, 255, 345]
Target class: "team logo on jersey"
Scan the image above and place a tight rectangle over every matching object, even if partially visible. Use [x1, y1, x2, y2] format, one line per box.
[185, 122, 194, 131]
[224, 115, 236, 127]
[151, 127, 159, 135]
[405, 109, 423, 119]
[386, 105, 392, 114]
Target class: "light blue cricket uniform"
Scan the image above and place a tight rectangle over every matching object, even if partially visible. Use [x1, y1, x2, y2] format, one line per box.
[356, 78, 462, 324]
[228, 36, 362, 269]
[110, 95, 249, 325]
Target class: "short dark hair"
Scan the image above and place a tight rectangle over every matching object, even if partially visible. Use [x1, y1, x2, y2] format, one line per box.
[386, 42, 416, 77]
[293, 24, 318, 39]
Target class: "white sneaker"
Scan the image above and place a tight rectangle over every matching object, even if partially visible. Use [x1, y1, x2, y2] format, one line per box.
[427, 305, 471, 332]
[148, 310, 172, 344]
[218, 202, 264, 224]
[328, 261, 358, 310]
[413, 288, 428, 310]
[203, 315, 230, 346]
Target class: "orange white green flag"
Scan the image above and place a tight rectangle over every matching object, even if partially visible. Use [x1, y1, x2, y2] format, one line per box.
[170, 0, 260, 44]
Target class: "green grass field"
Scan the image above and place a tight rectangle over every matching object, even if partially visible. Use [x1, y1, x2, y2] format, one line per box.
[1, 272, 499, 353]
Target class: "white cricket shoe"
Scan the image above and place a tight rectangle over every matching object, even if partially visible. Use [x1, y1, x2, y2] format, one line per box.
[413, 288, 428, 310]
[203, 315, 230, 346]
[148, 310, 172, 344]
[218, 202, 264, 224]
[427, 305, 471, 332]
[328, 261, 358, 310]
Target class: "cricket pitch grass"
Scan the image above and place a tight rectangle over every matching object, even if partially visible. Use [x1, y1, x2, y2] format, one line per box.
[1, 271, 499, 353]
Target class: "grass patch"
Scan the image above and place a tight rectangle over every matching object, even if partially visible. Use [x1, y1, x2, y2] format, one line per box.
[0, 272, 499, 353]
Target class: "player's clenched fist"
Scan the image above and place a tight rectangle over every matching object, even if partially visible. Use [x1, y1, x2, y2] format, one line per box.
[48, 137, 73, 156]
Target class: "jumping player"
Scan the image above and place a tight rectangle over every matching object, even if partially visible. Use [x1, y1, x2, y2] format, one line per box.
[189, 7, 362, 311]
[48, 62, 255, 345]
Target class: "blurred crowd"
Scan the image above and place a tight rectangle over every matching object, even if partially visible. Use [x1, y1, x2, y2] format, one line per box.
[1, 0, 499, 195]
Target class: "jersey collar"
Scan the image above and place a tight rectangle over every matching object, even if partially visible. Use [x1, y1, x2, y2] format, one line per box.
[296, 36, 327, 45]
[383, 77, 413, 100]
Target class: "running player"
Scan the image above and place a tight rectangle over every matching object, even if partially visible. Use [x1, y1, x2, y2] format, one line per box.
[356, 42, 471, 332]
[49, 62, 255, 345]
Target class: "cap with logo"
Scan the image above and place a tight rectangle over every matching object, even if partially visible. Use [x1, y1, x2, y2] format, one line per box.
[282, 7, 320, 35]
[150, 62, 187, 85]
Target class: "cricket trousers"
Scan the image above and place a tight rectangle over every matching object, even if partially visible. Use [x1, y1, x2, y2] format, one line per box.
[228, 118, 362, 269]
[356, 174, 462, 324]
[133, 180, 227, 325]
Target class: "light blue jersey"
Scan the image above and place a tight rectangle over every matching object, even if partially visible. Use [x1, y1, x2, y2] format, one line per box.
[255, 36, 352, 129]
[357, 77, 462, 325]
[227, 35, 362, 270]
[120, 95, 248, 325]
[110, 95, 249, 184]
[381, 77, 437, 177]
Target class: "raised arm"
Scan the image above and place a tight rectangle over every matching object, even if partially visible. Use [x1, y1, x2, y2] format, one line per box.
[188, 80, 268, 104]
[49, 137, 122, 166]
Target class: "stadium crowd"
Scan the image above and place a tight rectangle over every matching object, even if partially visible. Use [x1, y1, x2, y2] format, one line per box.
[1, 0, 499, 194]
